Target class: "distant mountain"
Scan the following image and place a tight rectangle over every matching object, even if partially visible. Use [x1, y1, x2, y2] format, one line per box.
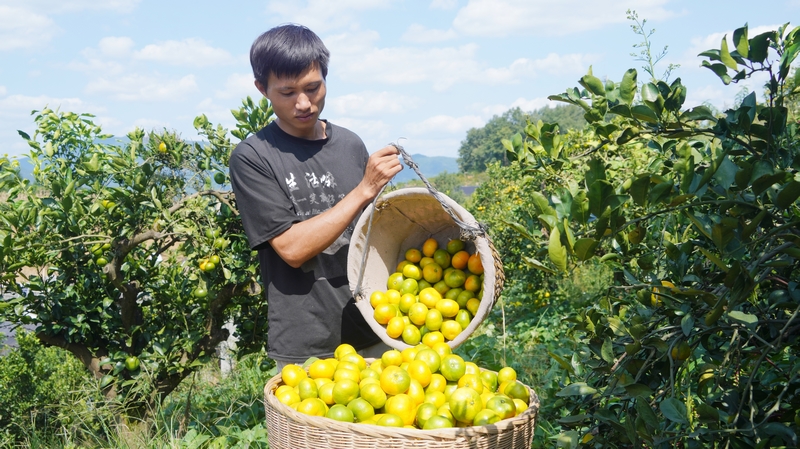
[393, 153, 459, 183]
[11, 149, 459, 184]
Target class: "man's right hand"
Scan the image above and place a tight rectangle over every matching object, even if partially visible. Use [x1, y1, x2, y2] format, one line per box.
[360, 145, 403, 200]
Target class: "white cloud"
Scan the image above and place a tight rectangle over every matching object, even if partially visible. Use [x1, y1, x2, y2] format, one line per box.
[85, 74, 198, 101]
[0, 93, 90, 116]
[134, 38, 234, 67]
[402, 24, 458, 43]
[3, 0, 141, 14]
[405, 114, 485, 135]
[452, 0, 675, 37]
[327, 91, 419, 116]
[328, 117, 394, 150]
[266, 0, 393, 33]
[0, 6, 56, 50]
[484, 53, 596, 83]
[681, 24, 780, 68]
[98, 36, 135, 57]
[215, 73, 258, 100]
[0, 86, 6, 96]
[430, 0, 458, 10]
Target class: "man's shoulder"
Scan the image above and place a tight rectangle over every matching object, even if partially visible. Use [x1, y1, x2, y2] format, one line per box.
[326, 121, 364, 146]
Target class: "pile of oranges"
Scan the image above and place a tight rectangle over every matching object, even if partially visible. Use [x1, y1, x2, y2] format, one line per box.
[274, 343, 531, 429]
[369, 238, 485, 345]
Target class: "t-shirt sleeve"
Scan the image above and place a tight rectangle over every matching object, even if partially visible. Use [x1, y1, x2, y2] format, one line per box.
[229, 141, 299, 250]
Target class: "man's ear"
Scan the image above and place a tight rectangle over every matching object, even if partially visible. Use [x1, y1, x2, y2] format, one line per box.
[254, 79, 267, 98]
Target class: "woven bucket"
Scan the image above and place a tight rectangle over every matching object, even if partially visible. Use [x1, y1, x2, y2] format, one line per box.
[348, 187, 504, 350]
[264, 369, 540, 449]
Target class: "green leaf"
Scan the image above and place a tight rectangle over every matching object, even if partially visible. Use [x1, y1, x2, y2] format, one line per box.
[580, 71, 606, 97]
[548, 227, 567, 273]
[624, 383, 653, 398]
[720, 35, 738, 70]
[601, 337, 614, 363]
[631, 105, 659, 123]
[701, 61, 732, 84]
[573, 238, 599, 261]
[558, 414, 591, 425]
[619, 69, 637, 105]
[681, 314, 694, 336]
[660, 397, 688, 423]
[641, 83, 664, 116]
[556, 382, 597, 396]
[680, 106, 717, 122]
[727, 310, 758, 329]
[733, 25, 749, 58]
[607, 316, 628, 336]
[548, 351, 575, 375]
[635, 399, 659, 430]
[776, 181, 800, 209]
[748, 31, 772, 63]
[695, 402, 720, 423]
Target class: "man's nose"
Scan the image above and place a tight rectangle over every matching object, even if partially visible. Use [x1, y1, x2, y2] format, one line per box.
[296, 93, 311, 110]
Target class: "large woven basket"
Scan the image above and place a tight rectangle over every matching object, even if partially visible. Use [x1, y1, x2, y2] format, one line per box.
[348, 187, 505, 351]
[264, 370, 540, 449]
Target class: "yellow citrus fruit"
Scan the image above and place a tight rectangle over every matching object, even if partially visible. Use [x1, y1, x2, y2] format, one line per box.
[425, 308, 444, 331]
[334, 343, 357, 360]
[369, 291, 388, 308]
[402, 263, 422, 281]
[419, 256, 435, 267]
[385, 393, 416, 425]
[418, 287, 442, 308]
[281, 364, 307, 387]
[406, 378, 426, 406]
[423, 414, 454, 429]
[407, 302, 429, 326]
[318, 381, 336, 405]
[422, 238, 438, 257]
[326, 403, 355, 422]
[361, 367, 380, 381]
[455, 289, 474, 307]
[386, 316, 406, 339]
[457, 373, 484, 394]
[396, 260, 411, 272]
[497, 367, 517, 384]
[347, 397, 375, 423]
[451, 250, 470, 270]
[513, 398, 529, 415]
[297, 378, 319, 400]
[455, 309, 472, 331]
[381, 349, 403, 367]
[440, 354, 466, 381]
[414, 348, 442, 373]
[385, 289, 402, 305]
[406, 360, 433, 388]
[422, 263, 443, 284]
[503, 381, 530, 404]
[400, 278, 420, 295]
[376, 413, 405, 427]
[339, 352, 367, 371]
[296, 397, 327, 416]
[373, 303, 398, 325]
[464, 362, 480, 376]
[466, 298, 481, 316]
[426, 373, 448, 394]
[276, 387, 301, 406]
[415, 402, 439, 428]
[380, 365, 411, 396]
[405, 248, 422, 263]
[440, 319, 462, 341]
[332, 379, 360, 405]
[308, 359, 336, 379]
[387, 272, 405, 290]
[431, 342, 452, 359]
[671, 341, 692, 361]
[398, 293, 417, 314]
[401, 345, 421, 364]
[314, 377, 331, 389]
[480, 371, 499, 393]
[485, 395, 516, 419]
[467, 253, 484, 275]
[436, 298, 460, 318]
[360, 381, 387, 409]
[424, 389, 447, 408]
[402, 324, 422, 346]
[437, 403, 456, 425]
[422, 330, 445, 348]
[433, 280, 450, 296]
[333, 367, 361, 384]
[449, 387, 483, 424]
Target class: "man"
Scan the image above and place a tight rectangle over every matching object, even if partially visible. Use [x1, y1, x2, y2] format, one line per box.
[229, 24, 402, 368]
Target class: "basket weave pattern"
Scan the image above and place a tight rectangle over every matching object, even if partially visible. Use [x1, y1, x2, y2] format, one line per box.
[264, 372, 540, 449]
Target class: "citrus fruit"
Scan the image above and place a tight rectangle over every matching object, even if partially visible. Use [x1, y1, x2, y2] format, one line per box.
[427, 373, 448, 393]
[281, 364, 307, 387]
[407, 302, 429, 326]
[326, 404, 355, 422]
[405, 248, 422, 263]
[373, 303, 398, 325]
[433, 280, 450, 295]
[308, 359, 336, 379]
[473, 408, 500, 426]
[431, 342, 452, 358]
[419, 256, 435, 267]
[423, 414, 454, 429]
[497, 366, 517, 384]
[422, 238, 438, 257]
[402, 324, 422, 345]
[406, 378, 426, 405]
[380, 365, 411, 396]
[332, 379, 360, 405]
[400, 278, 420, 295]
[335, 343, 357, 360]
[433, 249, 451, 269]
[455, 309, 472, 330]
[446, 239, 465, 254]
[422, 263, 443, 283]
[422, 330, 445, 348]
[318, 381, 336, 405]
[385, 289, 402, 305]
[457, 373, 484, 393]
[464, 274, 481, 292]
[415, 348, 442, 373]
[467, 253, 484, 275]
[440, 319, 462, 341]
[385, 394, 416, 425]
[360, 382, 387, 409]
[296, 397, 327, 416]
[466, 298, 481, 316]
[449, 387, 483, 424]
[381, 349, 402, 367]
[485, 395, 516, 419]
[503, 381, 530, 404]
[513, 398, 529, 415]
[397, 293, 417, 314]
[444, 269, 466, 288]
[451, 250, 469, 270]
[415, 402, 438, 428]
[440, 354, 466, 381]
[297, 378, 319, 400]
[339, 353, 367, 371]
[401, 345, 421, 363]
[418, 287, 442, 308]
[407, 360, 433, 387]
[347, 397, 375, 422]
[480, 371, 498, 392]
[276, 387, 301, 406]
[464, 361, 480, 376]
[386, 316, 405, 338]
[402, 263, 422, 281]
[376, 413, 405, 427]
[435, 298, 459, 318]
[425, 308, 444, 331]
[333, 367, 361, 383]
[387, 272, 405, 290]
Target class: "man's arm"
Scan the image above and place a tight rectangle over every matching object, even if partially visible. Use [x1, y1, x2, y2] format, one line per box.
[269, 145, 402, 268]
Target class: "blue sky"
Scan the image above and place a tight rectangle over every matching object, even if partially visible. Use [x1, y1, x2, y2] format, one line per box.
[0, 0, 795, 160]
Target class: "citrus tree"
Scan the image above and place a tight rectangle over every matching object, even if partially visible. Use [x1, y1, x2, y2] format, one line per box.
[0, 97, 273, 417]
[478, 22, 799, 447]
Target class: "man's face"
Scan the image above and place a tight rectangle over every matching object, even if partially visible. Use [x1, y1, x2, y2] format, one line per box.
[257, 63, 327, 139]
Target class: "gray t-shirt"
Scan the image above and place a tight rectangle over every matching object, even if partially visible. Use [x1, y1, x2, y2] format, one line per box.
[229, 120, 380, 362]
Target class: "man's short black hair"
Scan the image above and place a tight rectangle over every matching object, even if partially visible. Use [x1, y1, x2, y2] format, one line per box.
[250, 24, 330, 87]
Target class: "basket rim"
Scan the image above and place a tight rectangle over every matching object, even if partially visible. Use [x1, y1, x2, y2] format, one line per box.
[264, 369, 540, 440]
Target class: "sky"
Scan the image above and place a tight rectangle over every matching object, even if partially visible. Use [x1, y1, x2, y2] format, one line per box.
[0, 0, 796, 161]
